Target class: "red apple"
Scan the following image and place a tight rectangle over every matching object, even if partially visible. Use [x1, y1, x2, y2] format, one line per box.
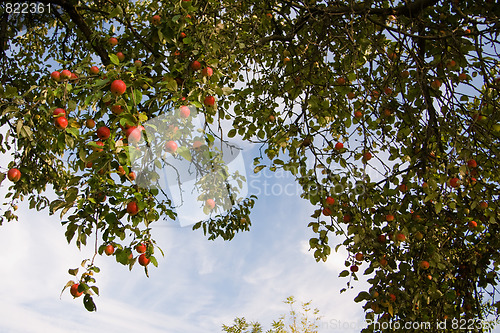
[395, 233, 406, 242]
[343, 215, 351, 222]
[204, 95, 215, 106]
[479, 201, 488, 209]
[205, 199, 216, 210]
[355, 253, 364, 261]
[96, 126, 111, 140]
[347, 92, 356, 99]
[447, 60, 456, 69]
[125, 126, 142, 143]
[128, 171, 136, 181]
[116, 52, 125, 62]
[165, 140, 178, 153]
[325, 196, 335, 206]
[134, 60, 142, 68]
[60, 70, 72, 80]
[111, 105, 124, 115]
[105, 244, 115, 255]
[53, 108, 66, 116]
[431, 79, 442, 89]
[202, 67, 213, 77]
[377, 234, 386, 243]
[458, 73, 467, 81]
[449, 177, 460, 188]
[354, 111, 362, 119]
[193, 140, 204, 149]
[389, 294, 396, 302]
[401, 70, 410, 78]
[117, 166, 126, 176]
[322, 207, 332, 216]
[180, 106, 190, 118]
[379, 258, 388, 266]
[127, 201, 139, 216]
[135, 243, 147, 254]
[191, 60, 201, 71]
[90, 66, 99, 75]
[362, 151, 372, 162]
[94, 141, 104, 152]
[335, 142, 344, 150]
[386, 214, 395, 222]
[398, 184, 407, 192]
[51, 71, 61, 81]
[110, 80, 127, 96]
[350, 265, 359, 273]
[138, 253, 150, 266]
[108, 37, 118, 46]
[467, 159, 477, 168]
[151, 15, 161, 25]
[468, 220, 477, 229]
[419, 260, 430, 270]
[336, 77, 346, 85]
[55, 116, 68, 129]
[70, 283, 83, 297]
[7, 168, 21, 182]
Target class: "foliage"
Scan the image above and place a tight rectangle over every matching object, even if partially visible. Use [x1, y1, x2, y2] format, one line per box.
[222, 296, 321, 333]
[0, 0, 499, 330]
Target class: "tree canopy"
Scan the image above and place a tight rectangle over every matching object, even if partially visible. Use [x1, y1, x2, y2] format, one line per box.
[1, 0, 500, 330]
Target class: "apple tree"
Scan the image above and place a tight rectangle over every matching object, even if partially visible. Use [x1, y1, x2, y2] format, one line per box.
[1, 0, 500, 330]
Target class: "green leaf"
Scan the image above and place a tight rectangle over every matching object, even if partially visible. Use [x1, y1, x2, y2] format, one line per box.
[66, 127, 79, 138]
[149, 255, 158, 267]
[21, 126, 33, 140]
[83, 294, 97, 312]
[435, 201, 442, 214]
[165, 78, 178, 92]
[50, 199, 66, 213]
[253, 165, 265, 173]
[227, 129, 236, 138]
[109, 5, 123, 18]
[134, 89, 142, 103]
[177, 146, 192, 162]
[65, 187, 78, 203]
[354, 291, 370, 302]
[68, 268, 79, 276]
[109, 54, 119, 65]
[90, 286, 99, 296]
[339, 270, 350, 277]
[16, 119, 23, 136]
